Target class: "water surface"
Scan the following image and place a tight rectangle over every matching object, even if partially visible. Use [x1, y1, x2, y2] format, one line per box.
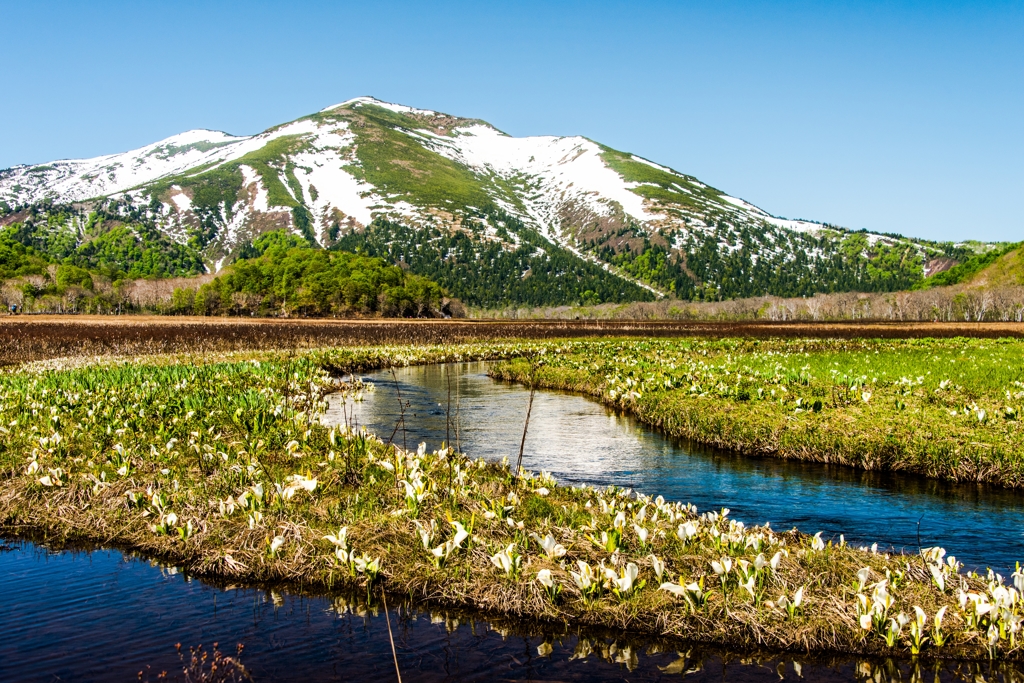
[326, 362, 1024, 573]
[1, 540, 1016, 682]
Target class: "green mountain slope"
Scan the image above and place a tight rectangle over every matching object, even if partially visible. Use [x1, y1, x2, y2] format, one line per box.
[963, 246, 1024, 288]
[913, 242, 1022, 290]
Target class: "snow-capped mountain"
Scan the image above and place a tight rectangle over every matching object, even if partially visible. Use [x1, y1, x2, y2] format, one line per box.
[0, 97, 955, 304]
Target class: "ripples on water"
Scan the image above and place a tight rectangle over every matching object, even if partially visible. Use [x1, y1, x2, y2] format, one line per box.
[0, 540, 1017, 682]
[326, 362, 1024, 573]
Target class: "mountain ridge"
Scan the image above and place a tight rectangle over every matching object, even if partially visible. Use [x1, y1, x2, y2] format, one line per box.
[0, 97, 986, 307]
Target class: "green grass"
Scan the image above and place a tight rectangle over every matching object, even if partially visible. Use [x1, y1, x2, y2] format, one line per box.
[146, 163, 244, 213]
[971, 247, 1024, 288]
[148, 134, 307, 215]
[234, 135, 308, 208]
[342, 104, 494, 210]
[319, 101, 427, 131]
[490, 337, 1024, 486]
[2, 341, 1022, 661]
[913, 243, 1023, 290]
[598, 145, 727, 211]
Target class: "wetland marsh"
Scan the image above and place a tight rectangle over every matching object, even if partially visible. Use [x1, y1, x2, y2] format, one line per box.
[1, 336, 1023, 676]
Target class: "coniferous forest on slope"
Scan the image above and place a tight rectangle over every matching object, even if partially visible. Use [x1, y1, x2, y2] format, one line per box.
[0, 199, 1011, 315]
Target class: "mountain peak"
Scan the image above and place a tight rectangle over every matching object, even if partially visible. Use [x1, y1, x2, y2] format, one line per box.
[320, 96, 440, 117]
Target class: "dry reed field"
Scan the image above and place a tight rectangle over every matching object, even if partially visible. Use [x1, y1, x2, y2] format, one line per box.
[1, 315, 1022, 364]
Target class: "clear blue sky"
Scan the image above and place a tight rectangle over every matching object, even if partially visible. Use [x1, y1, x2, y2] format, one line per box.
[2, 0, 1020, 242]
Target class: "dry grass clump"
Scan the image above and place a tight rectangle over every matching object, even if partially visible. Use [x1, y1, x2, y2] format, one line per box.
[137, 643, 250, 682]
[1, 343, 1022, 663]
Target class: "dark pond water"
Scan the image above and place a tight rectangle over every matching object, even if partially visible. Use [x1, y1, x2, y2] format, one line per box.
[327, 362, 1024, 574]
[0, 540, 1014, 683]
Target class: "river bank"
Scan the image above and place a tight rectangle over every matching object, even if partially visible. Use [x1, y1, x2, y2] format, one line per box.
[8, 540, 1017, 683]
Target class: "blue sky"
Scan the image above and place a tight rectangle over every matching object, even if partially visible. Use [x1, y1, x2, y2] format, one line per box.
[2, 0, 1020, 242]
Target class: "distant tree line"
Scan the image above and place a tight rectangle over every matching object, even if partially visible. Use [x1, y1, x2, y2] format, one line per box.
[476, 283, 1024, 324]
[588, 221, 941, 302]
[1, 200, 205, 281]
[0, 206, 455, 317]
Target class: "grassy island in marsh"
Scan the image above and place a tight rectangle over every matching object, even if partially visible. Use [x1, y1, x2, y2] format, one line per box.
[2, 340, 1024, 662]
[491, 337, 1024, 487]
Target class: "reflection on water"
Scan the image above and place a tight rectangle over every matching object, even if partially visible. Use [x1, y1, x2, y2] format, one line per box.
[326, 362, 1024, 573]
[1, 540, 1020, 683]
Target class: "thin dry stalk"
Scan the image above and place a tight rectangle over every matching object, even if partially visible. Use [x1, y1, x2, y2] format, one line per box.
[514, 379, 536, 492]
[381, 590, 403, 683]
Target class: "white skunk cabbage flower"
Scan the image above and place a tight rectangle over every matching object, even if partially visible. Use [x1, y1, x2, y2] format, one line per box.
[269, 535, 286, 556]
[612, 563, 640, 595]
[677, 521, 698, 542]
[650, 554, 665, 582]
[531, 532, 566, 559]
[324, 527, 349, 549]
[712, 557, 733, 576]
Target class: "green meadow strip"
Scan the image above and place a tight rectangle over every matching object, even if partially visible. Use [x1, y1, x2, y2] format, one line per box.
[491, 337, 1024, 487]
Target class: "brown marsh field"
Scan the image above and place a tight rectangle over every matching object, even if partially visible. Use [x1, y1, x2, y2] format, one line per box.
[1, 314, 1023, 364]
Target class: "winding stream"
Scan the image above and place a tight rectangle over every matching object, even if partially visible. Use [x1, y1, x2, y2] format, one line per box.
[326, 362, 1024, 574]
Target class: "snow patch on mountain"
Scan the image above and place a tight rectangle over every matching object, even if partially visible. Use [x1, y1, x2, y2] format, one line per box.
[0, 116, 361, 207]
[292, 148, 375, 229]
[421, 124, 663, 238]
[720, 194, 823, 234]
[0, 129, 246, 204]
[169, 187, 193, 213]
[763, 216, 827, 234]
[241, 165, 272, 214]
